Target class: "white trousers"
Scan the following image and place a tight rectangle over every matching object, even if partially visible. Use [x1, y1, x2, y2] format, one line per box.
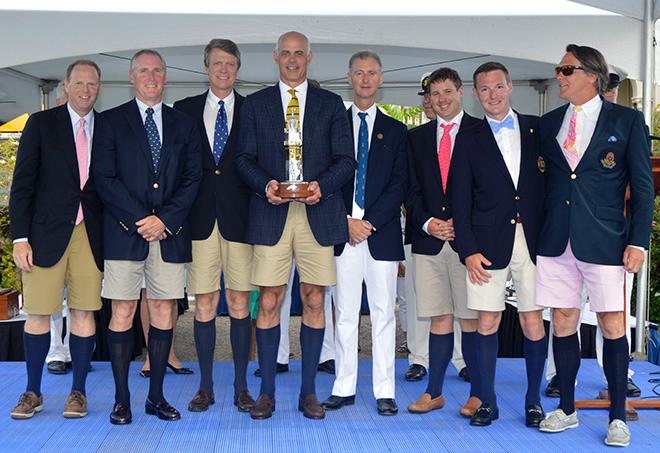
[46, 304, 71, 363]
[332, 240, 398, 399]
[546, 270, 635, 382]
[277, 260, 335, 364]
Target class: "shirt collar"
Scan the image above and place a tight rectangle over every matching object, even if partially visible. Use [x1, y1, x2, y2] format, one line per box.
[135, 98, 162, 116]
[207, 89, 234, 106]
[66, 102, 94, 127]
[485, 108, 515, 124]
[437, 110, 464, 129]
[352, 103, 378, 119]
[570, 94, 601, 116]
[279, 79, 308, 98]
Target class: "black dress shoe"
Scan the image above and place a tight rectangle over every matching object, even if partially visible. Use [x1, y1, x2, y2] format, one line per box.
[167, 363, 194, 375]
[470, 402, 499, 426]
[525, 403, 545, 427]
[47, 361, 67, 375]
[139, 369, 151, 378]
[254, 362, 289, 377]
[110, 402, 132, 425]
[321, 395, 355, 411]
[234, 390, 256, 412]
[458, 367, 471, 382]
[404, 364, 427, 382]
[376, 398, 398, 416]
[627, 378, 641, 397]
[65, 361, 73, 369]
[545, 376, 560, 398]
[250, 394, 275, 420]
[145, 398, 181, 421]
[188, 389, 215, 412]
[298, 395, 325, 419]
[317, 360, 336, 375]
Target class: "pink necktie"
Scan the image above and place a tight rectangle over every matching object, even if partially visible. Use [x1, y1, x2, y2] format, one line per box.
[438, 123, 455, 192]
[562, 105, 582, 170]
[75, 118, 88, 225]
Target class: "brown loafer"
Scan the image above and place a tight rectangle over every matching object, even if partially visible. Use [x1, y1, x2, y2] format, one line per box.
[234, 390, 255, 412]
[188, 389, 215, 412]
[250, 394, 275, 420]
[459, 396, 482, 418]
[298, 394, 325, 419]
[407, 393, 445, 414]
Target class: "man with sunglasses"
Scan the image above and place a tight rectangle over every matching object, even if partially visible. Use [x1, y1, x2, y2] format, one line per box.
[536, 44, 653, 447]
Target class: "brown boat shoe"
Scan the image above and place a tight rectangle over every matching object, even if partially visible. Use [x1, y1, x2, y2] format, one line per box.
[11, 391, 44, 419]
[63, 390, 88, 418]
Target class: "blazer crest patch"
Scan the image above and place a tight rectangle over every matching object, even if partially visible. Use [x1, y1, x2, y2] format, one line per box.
[601, 151, 616, 169]
[537, 156, 546, 173]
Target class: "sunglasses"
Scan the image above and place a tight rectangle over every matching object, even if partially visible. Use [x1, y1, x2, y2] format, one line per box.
[555, 65, 586, 76]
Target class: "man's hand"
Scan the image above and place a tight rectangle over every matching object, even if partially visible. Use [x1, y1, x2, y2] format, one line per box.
[266, 180, 291, 205]
[623, 246, 645, 273]
[300, 181, 322, 205]
[427, 218, 455, 241]
[398, 262, 406, 278]
[13, 241, 33, 272]
[348, 218, 373, 245]
[136, 215, 166, 242]
[465, 253, 492, 285]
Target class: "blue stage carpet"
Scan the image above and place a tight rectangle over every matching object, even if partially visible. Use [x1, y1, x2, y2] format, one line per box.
[1, 359, 659, 452]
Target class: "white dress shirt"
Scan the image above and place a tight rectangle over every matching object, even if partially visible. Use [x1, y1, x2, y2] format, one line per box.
[203, 90, 235, 150]
[350, 103, 378, 220]
[279, 79, 308, 131]
[556, 94, 602, 161]
[135, 98, 163, 143]
[487, 108, 521, 188]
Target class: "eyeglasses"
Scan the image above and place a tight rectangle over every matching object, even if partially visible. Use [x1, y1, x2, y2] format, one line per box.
[555, 65, 586, 76]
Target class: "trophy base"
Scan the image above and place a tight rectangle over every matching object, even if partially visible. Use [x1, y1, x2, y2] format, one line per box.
[277, 181, 311, 199]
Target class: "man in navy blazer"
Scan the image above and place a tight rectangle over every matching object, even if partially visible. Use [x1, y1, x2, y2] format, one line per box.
[173, 39, 256, 414]
[94, 49, 202, 425]
[405, 68, 481, 418]
[452, 62, 546, 427]
[235, 31, 354, 420]
[9, 60, 103, 420]
[536, 45, 653, 448]
[321, 51, 407, 416]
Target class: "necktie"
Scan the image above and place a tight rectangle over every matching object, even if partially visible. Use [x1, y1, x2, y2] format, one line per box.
[438, 123, 455, 193]
[75, 118, 88, 225]
[286, 89, 300, 124]
[563, 105, 582, 170]
[355, 112, 369, 209]
[145, 107, 161, 172]
[488, 114, 515, 134]
[213, 100, 228, 165]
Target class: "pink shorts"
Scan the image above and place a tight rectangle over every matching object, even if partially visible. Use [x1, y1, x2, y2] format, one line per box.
[536, 242, 626, 313]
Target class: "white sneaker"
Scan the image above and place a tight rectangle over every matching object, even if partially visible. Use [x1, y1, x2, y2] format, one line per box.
[538, 408, 579, 433]
[605, 419, 631, 447]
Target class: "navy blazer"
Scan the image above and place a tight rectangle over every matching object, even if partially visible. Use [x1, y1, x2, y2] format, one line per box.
[235, 83, 355, 247]
[93, 99, 202, 263]
[335, 107, 408, 261]
[9, 105, 104, 270]
[451, 113, 544, 269]
[538, 100, 653, 265]
[405, 113, 480, 255]
[173, 91, 250, 242]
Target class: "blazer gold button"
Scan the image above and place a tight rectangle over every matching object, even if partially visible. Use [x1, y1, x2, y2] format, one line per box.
[215, 170, 220, 175]
[441, 207, 446, 211]
[153, 183, 159, 189]
[510, 218, 516, 224]
[515, 196, 521, 201]
[570, 174, 577, 180]
[566, 200, 570, 205]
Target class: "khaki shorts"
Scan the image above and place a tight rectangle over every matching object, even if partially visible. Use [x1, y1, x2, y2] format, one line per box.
[467, 224, 540, 313]
[102, 240, 185, 301]
[252, 202, 335, 287]
[413, 243, 476, 320]
[187, 222, 255, 294]
[22, 222, 102, 315]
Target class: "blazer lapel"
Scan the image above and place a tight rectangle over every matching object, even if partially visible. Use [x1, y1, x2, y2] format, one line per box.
[266, 85, 285, 146]
[303, 85, 321, 148]
[124, 99, 153, 170]
[424, 119, 444, 193]
[578, 100, 612, 169]
[547, 104, 572, 171]
[159, 105, 176, 172]
[56, 105, 80, 184]
[474, 119, 515, 188]
[517, 113, 534, 187]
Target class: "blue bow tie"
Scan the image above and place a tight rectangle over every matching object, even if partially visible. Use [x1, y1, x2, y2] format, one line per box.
[488, 115, 514, 134]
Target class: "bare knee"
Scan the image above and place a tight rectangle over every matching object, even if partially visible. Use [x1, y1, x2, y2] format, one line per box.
[430, 314, 453, 335]
[226, 289, 250, 319]
[598, 311, 625, 339]
[148, 299, 174, 330]
[478, 311, 501, 335]
[69, 309, 96, 336]
[195, 292, 219, 322]
[552, 308, 580, 337]
[24, 314, 51, 335]
[110, 300, 137, 331]
[519, 310, 545, 341]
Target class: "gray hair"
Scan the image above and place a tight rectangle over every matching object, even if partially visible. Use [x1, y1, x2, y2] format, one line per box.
[130, 49, 167, 73]
[348, 51, 382, 71]
[275, 31, 311, 55]
[204, 39, 241, 69]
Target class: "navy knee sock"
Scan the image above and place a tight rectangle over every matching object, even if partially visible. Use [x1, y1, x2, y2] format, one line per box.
[300, 323, 324, 398]
[256, 325, 280, 398]
[553, 333, 580, 415]
[24, 331, 50, 396]
[603, 335, 629, 422]
[475, 332, 499, 406]
[147, 326, 173, 403]
[461, 331, 480, 398]
[107, 328, 133, 405]
[425, 332, 453, 398]
[69, 333, 96, 395]
[230, 315, 252, 394]
[194, 318, 216, 394]
[523, 335, 546, 406]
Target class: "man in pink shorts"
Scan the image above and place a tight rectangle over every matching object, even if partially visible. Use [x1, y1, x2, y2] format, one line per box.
[536, 44, 653, 448]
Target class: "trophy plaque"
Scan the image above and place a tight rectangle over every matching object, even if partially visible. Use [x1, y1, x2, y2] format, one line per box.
[276, 116, 311, 199]
[0, 289, 19, 320]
